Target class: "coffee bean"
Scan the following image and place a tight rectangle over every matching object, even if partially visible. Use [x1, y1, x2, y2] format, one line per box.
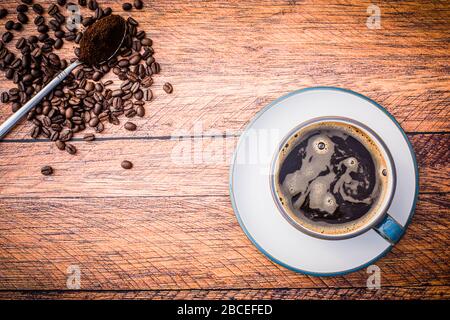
[34, 15, 44, 26]
[124, 121, 136, 131]
[122, 3, 132, 11]
[136, 105, 145, 117]
[0, 9, 8, 19]
[88, 0, 98, 11]
[83, 133, 95, 141]
[17, 12, 29, 24]
[54, 38, 63, 49]
[82, 17, 95, 27]
[2, 32, 13, 43]
[130, 81, 140, 93]
[5, 20, 14, 30]
[134, 89, 143, 100]
[16, 5, 28, 13]
[13, 22, 23, 31]
[118, 59, 130, 68]
[57, 0, 67, 6]
[55, 140, 65, 150]
[37, 24, 48, 33]
[54, 30, 65, 38]
[65, 143, 77, 155]
[141, 76, 153, 88]
[121, 80, 132, 91]
[59, 129, 73, 141]
[141, 38, 152, 46]
[129, 54, 141, 65]
[88, 117, 99, 127]
[95, 121, 104, 133]
[32, 4, 44, 15]
[48, 4, 58, 16]
[134, 0, 144, 9]
[121, 160, 133, 169]
[15, 37, 26, 49]
[143, 89, 152, 101]
[1, 92, 10, 103]
[163, 82, 173, 94]
[31, 126, 41, 139]
[150, 62, 160, 74]
[50, 131, 59, 141]
[92, 71, 103, 81]
[112, 89, 123, 97]
[41, 166, 53, 176]
[125, 108, 136, 118]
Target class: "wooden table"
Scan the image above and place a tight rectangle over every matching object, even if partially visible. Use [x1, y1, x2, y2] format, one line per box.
[0, 0, 448, 300]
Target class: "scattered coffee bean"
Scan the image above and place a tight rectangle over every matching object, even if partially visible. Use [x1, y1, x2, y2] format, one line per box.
[141, 38, 152, 46]
[5, 20, 14, 30]
[143, 89, 152, 101]
[1, 92, 10, 103]
[82, 16, 94, 27]
[122, 3, 132, 11]
[121, 160, 133, 169]
[0, 8, 8, 19]
[17, 12, 29, 24]
[163, 82, 173, 94]
[2, 31, 13, 43]
[31, 126, 40, 139]
[88, 0, 98, 11]
[124, 121, 137, 131]
[54, 38, 63, 49]
[134, 0, 143, 9]
[65, 143, 77, 155]
[83, 133, 95, 141]
[48, 4, 58, 16]
[16, 4, 28, 13]
[13, 22, 23, 30]
[136, 105, 145, 117]
[55, 140, 66, 150]
[32, 4, 44, 15]
[150, 62, 161, 74]
[41, 165, 53, 176]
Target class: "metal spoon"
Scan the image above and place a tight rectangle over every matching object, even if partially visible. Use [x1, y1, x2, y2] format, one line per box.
[0, 22, 127, 140]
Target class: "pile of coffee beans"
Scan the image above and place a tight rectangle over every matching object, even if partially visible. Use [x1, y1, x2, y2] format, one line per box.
[0, 1, 173, 161]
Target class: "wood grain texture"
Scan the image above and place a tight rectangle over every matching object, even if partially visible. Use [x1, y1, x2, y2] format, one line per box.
[0, 194, 448, 290]
[0, 0, 449, 140]
[0, 134, 448, 197]
[0, 0, 449, 300]
[0, 286, 448, 300]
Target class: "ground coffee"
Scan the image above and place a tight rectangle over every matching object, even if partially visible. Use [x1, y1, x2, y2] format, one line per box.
[79, 15, 126, 66]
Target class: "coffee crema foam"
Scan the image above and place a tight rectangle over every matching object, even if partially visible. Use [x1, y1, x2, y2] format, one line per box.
[274, 121, 390, 236]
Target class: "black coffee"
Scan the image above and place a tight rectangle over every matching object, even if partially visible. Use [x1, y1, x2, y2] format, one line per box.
[274, 121, 390, 236]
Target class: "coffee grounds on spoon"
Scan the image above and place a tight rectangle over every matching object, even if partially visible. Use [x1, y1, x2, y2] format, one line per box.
[79, 15, 126, 66]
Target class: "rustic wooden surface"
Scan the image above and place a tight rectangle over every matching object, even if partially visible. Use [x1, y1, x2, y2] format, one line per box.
[0, 0, 449, 300]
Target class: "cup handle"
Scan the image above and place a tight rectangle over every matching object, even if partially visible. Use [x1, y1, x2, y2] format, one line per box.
[374, 214, 403, 244]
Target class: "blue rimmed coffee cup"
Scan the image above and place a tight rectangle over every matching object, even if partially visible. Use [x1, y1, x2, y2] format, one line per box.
[270, 116, 403, 243]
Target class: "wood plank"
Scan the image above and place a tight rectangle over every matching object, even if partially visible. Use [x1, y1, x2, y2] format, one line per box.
[0, 286, 448, 300]
[0, 193, 448, 290]
[0, 134, 448, 197]
[0, 0, 449, 140]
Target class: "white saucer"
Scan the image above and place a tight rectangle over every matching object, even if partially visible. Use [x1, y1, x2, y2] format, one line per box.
[229, 87, 418, 276]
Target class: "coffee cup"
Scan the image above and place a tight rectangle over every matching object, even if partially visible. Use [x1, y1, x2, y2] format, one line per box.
[270, 117, 403, 242]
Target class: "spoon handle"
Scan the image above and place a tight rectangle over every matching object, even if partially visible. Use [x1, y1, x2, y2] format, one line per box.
[0, 60, 82, 140]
